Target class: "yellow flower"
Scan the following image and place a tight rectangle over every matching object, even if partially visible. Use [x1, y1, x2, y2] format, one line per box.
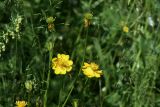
[15, 101, 27, 107]
[82, 62, 102, 78]
[123, 26, 129, 33]
[52, 54, 73, 75]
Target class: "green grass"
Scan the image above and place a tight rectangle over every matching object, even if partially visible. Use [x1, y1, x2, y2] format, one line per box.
[0, 0, 160, 107]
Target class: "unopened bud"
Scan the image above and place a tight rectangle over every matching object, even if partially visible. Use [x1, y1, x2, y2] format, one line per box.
[25, 80, 33, 92]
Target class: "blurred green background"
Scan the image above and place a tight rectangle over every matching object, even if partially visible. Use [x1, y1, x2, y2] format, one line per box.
[0, 0, 160, 107]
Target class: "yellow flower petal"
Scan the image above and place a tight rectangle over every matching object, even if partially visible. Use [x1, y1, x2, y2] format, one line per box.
[54, 67, 66, 75]
[66, 66, 72, 72]
[83, 62, 90, 68]
[52, 58, 57, 62]
[94, 72, 101, 78]
[83, 68, 94, 77]
[68, 60, 73, 65]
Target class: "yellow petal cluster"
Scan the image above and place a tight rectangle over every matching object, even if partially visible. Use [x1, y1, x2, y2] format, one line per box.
[16, 101, 27, 107]
[82, 62, 102, 78]
[123, 26, 129, 33]
[52, 54, 73, 75]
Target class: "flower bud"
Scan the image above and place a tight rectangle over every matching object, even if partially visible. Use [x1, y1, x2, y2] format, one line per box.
[25, 80, 33, 92]
[46, 17, 55, 24]
[84, 13, 93, 20]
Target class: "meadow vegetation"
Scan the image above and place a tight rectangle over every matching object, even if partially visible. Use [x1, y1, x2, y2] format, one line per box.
[0, 0, 160, 107]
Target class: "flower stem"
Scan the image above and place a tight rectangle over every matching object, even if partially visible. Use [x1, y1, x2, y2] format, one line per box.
[62, 85, 74, 107]
[43, 51, 52, 107]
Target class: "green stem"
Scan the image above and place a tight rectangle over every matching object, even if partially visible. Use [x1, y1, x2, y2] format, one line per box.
[27, 93, 31, 107]
[61, 27, 88, 107]
[61, 85, 74, 107]
[78, 28, 88, 75]
[43, 51, 52, 107]
[99, 79, 102, 107]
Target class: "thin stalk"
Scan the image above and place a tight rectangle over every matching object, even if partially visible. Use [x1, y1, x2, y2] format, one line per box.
[99, 79, 102, 107]
[61, 85, 74, 107]
[27, 93, 31, 107]
[78, 28, 88, 75]
[43, 50, 52, 107]
[61, 28, 88, 107]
